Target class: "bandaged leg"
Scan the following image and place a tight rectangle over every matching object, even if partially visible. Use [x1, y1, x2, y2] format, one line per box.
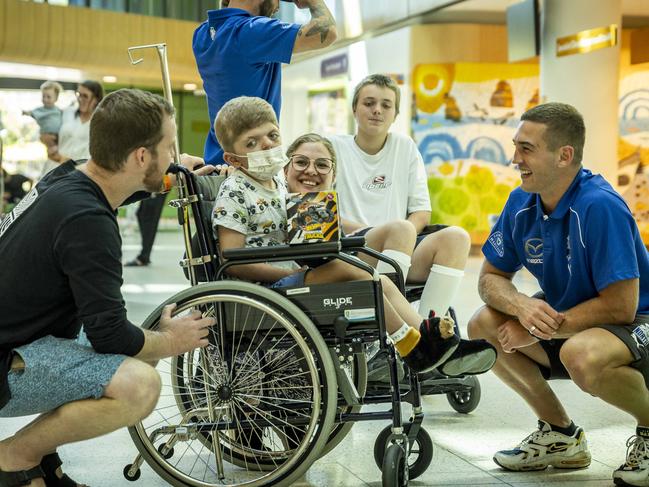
[418, 265, 496, 376]
[418, 264, 464, 316]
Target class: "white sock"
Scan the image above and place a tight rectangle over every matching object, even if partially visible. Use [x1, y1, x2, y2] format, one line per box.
[376, 249, 411, 281]
[418, 264, 464, 316]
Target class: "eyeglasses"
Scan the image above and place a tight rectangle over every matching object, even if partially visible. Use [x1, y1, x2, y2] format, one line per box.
[289, 155, 334, 175]
[75, 91, 91, 100]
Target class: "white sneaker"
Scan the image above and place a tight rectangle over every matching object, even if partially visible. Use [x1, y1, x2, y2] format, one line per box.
[613, 434, 649, 486]
[493, 420, 591, 471]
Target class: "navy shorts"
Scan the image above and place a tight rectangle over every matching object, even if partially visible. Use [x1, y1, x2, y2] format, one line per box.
[538, 316, 649, 389]
[352, 223, 448, 248]
[0, 334, 127, 417]
[270, 270, 308, 289]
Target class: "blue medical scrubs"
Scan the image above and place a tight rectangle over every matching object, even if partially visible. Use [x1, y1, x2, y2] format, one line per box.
[193, 9, 300, 165]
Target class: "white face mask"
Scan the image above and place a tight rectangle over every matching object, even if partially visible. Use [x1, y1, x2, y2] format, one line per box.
[241, 145, 289, 181]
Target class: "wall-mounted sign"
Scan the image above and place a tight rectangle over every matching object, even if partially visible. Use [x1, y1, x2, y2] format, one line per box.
[320, 53, 348, 78]
[556, 24, 618, 57]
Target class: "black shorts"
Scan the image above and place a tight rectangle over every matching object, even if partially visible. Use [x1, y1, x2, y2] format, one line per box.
[352, 223, 449, 248]
[538, 315, 649, 389]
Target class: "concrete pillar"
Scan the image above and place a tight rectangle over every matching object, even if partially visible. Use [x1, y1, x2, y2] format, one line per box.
[540, 0, 621, 185]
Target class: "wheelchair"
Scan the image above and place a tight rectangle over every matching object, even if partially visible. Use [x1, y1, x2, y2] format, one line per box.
[123, 166, 481, 487]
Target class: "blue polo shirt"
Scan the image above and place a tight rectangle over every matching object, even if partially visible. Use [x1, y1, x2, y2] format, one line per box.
[483, 169, 649, 314]
[192, 9, 300, 165]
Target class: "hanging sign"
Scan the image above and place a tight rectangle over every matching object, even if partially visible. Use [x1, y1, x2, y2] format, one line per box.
[321, 53, 348, 78]
[556, 24, 618, 57]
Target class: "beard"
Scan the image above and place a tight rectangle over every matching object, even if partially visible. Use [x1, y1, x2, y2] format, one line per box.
[143, 156, 164, 193]
[259, 0, 278, 17]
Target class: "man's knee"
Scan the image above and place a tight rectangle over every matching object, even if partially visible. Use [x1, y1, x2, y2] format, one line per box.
[560, 333, 606, 393]
[467, 305, 502, 340]
[106, 359, 161, 423]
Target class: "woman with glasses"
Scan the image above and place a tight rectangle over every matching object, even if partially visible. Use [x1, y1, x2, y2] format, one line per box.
[49, 80, 104, 165]
[284, 133, 417, 280]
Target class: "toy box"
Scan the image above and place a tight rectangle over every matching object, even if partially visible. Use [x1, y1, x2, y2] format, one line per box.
[286, 191, 339, 244]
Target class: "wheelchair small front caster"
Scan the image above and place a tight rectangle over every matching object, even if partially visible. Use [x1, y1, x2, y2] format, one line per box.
[382, 443, 408, 487]
[123, 464, 141, 481]
[446, 375, 481, 414]
[157, 443, 175, 459]
[374, 425, 433, 480]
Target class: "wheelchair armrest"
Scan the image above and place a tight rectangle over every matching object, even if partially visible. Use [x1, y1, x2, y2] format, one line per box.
[222, 241, 341, 261]
[340, 236, 366, 248]
[221, 236, 367, 262]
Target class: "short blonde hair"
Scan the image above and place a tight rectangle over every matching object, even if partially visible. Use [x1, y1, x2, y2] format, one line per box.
[352, 74, 400, 116]
[214, 96, 278, 153]
[40, 80, 63, 98]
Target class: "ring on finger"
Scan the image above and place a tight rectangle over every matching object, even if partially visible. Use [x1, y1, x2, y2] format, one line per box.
[530, 325, 536, 334]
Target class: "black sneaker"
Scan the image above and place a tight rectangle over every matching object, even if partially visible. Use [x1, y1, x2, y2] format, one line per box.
[439, 339, 497, 376]
[402, 311, 460, 374]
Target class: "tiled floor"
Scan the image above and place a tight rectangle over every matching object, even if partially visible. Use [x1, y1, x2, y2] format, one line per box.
[0, 229, 636, 486]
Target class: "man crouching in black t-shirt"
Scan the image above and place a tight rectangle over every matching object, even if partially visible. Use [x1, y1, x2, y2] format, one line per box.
[0, 89, 215, 487]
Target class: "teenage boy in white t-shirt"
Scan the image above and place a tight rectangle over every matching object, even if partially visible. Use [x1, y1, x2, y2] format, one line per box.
[330, 74, 495, 376]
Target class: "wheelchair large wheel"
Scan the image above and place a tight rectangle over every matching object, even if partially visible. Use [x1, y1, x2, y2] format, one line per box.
[128, 281, 337, 487]
[446, 376, 481, 414]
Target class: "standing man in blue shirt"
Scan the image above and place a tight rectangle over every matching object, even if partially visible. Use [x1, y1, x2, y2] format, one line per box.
[193, 0, 337, 165]
[468, 102, 649, 487]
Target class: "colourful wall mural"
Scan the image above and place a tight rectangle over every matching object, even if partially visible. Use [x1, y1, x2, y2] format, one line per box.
[413, 62, 649, 245]
[411, 63, 539, 242]
[618, 70, 649, 244]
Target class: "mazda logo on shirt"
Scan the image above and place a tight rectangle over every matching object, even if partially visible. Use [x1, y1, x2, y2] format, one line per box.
[524, 238, 543, 264]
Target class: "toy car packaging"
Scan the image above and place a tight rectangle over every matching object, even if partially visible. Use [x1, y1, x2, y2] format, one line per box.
[286, 191, 340, 244]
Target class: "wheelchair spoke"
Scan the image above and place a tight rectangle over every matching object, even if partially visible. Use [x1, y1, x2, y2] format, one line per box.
[229, 398, 299, 463]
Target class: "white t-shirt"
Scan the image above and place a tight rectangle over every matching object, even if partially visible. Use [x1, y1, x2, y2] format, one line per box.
[329, 133, 431, 226]
[58, 107, 91, 162]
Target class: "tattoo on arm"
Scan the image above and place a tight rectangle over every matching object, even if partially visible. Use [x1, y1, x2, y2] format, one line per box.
[298, 3, 335, 43]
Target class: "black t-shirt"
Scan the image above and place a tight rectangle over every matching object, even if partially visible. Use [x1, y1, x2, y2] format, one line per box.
[0, 161, 145, 408]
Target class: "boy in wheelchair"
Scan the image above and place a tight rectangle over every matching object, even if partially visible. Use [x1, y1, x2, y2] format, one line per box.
[210, 95, 466, 374]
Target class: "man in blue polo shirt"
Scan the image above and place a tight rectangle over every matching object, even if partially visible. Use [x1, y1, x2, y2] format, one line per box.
[468, 102, 649, 486]
[193, 0, 337, 165]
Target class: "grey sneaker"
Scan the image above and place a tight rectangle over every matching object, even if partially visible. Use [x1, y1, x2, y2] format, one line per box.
[613, 433, 649, 486]
[493, 420, 591, 471]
